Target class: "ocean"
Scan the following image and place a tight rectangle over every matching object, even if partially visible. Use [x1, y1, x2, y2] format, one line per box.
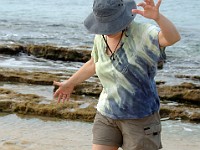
[0, 113, 200, 150]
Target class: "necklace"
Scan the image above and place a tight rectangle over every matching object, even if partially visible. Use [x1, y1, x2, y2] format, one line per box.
[102, 31, 124, 61]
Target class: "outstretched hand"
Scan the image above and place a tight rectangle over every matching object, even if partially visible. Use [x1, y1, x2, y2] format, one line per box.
[132, 0, 162, 21]
[53, 81, 74, 103]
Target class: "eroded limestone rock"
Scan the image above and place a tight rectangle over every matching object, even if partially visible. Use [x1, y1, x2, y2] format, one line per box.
[158, 82, 200, 105]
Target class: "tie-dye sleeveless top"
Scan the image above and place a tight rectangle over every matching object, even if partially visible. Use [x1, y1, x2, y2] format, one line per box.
[91, 21, 164, 119]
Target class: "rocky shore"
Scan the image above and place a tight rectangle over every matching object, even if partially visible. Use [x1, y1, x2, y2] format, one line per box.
[0, 44, 200, 122]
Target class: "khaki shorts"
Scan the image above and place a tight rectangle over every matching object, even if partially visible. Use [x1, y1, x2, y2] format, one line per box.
[93, 111, 162, 150]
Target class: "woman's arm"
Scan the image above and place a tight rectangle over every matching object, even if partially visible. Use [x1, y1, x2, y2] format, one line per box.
[155, 13, 181, 47]
[132, 0, 181, 47]
[53, 57, 96, 103]
[65, 57, 96, 86]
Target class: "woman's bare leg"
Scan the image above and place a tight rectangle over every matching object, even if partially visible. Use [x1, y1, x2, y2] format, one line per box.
[92, 144, 119, 150]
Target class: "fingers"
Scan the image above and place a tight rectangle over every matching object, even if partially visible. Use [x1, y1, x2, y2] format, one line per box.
[57, 93, 69, 103]
[53, 88, 60, 99]
[137, 2, 146, 8]
[62, 94, 68, 103]
[144, 0, 156, 6]
[137, 3, 152, 10]
[146, 0, 155, 6]
[134, 0, 161, 17]
[53, 81, 61, 86]
[137, 1, 155, 9]
[156, 0, 162, 9]
[57, 93, 62, 103]
[53, 81, 63, 101]
[145, 0, 161, 8]
[66, 93, 71, 101]
[53, 80, 71, 103]
[144, 0, 150, 5]
[132, 9, 144, 16]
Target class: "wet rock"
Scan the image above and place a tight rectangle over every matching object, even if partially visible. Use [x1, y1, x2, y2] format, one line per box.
[158, 82, 200, 105]
[0, 68, 102, 96]
[156, 80, 166, 85]
[0, 87, 96, 122]
[0, 69, 59, 85]
[26, 45, 91, 62]
[0, 88, 43, 113]
[160, 104, 200, 122]
[0, 44, 168, 66]
[1, 68, 200, 105]
[175, 74, 200, 81]
[0, 44, 91, 62]
[0, 101, 13, 112]
[54, 81, 102, 96]
[1, 65, 200, 122]
[0, 45, 24, 55]
[1, 87, 200, 122]
[73, 82, 102, 96]
[0, 88, 42, 103]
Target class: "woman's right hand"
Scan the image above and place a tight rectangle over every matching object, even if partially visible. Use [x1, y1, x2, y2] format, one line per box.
[53, 80, 75, 103]
[53, 58, 96, 103]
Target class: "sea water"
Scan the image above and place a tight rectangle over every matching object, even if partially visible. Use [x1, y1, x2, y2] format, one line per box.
[0, 114, 200, 150]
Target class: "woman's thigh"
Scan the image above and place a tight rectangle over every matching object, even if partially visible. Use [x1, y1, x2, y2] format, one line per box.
[92, 111, 122, 148]
[92, 144, 118, 150]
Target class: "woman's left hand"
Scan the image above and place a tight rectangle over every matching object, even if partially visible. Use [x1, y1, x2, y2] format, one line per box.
[132, 0, 162, 21]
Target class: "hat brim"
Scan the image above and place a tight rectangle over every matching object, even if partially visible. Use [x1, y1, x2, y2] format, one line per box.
[84, 0, 137, 35]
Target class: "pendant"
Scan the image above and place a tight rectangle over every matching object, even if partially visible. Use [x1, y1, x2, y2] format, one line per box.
[110, 53, 115, 61]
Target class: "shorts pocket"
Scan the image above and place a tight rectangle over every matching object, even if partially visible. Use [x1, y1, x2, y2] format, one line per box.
[144, 123, 161, 135]
[143, 123, 162, 150]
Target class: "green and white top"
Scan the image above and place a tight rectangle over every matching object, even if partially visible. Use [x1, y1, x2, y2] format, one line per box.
[91, 21, 164, 119]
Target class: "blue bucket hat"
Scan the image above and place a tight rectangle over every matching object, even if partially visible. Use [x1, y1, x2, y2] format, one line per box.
[84, 0, 137, 35]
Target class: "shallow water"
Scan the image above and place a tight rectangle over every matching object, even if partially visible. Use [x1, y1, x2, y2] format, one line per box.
[0, 114, 92, 150]
[0, 53, 83, 72]
[0, 114, 200, 150]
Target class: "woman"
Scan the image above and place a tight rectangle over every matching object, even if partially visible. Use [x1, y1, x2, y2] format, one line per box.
[54, 0, 180, 149]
